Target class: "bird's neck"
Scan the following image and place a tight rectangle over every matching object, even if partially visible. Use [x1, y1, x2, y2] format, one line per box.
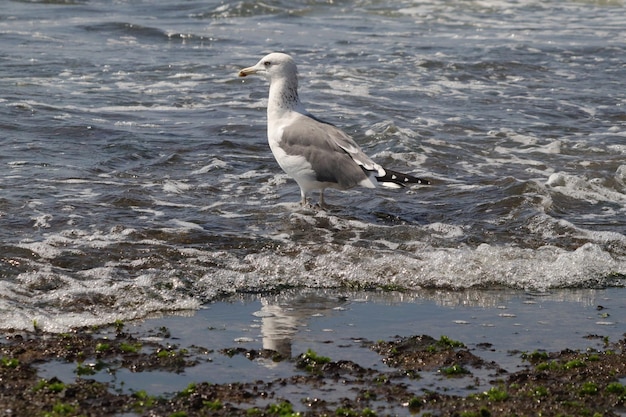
[267, 77, 304, 120]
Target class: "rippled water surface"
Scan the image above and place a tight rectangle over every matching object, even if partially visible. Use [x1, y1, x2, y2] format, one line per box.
[1, 0, 625, 330]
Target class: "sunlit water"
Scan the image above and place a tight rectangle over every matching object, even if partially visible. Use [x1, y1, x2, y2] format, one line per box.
[1, 0, 625, 331]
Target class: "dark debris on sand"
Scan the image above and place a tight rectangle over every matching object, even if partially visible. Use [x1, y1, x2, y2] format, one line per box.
[0, 326, 625, 416]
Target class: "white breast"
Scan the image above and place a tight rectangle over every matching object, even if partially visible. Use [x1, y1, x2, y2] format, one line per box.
[271, 116, 340, 193]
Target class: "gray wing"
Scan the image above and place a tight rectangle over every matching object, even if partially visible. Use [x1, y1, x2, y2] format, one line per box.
[279, 113, 380, 188]
[306, 113, 385, 176]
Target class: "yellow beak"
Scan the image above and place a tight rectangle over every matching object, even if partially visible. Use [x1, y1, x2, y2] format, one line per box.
[238, 66, 257, 77]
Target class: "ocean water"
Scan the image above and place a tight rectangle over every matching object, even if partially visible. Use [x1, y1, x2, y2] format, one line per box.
[1, 0, 625, 331]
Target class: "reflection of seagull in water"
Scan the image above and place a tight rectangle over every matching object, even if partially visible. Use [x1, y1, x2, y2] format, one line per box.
[256, 292, 347, 361]
[258, 302, 297, 359]
[238, 52, 430, 207]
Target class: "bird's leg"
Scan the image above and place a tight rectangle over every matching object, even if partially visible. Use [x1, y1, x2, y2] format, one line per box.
[300, 189, 308, 206]
[319, 189, 326, 209]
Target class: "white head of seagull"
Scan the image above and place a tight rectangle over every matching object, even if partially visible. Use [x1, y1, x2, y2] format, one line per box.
[239, 52, 304, 116]
[238, 52, 430, 207]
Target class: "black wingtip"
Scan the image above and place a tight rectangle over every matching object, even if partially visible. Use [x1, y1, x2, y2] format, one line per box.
[377, 169, 430, 187]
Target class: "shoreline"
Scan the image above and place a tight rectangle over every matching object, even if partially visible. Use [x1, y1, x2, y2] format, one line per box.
[1, 287, 625, 416]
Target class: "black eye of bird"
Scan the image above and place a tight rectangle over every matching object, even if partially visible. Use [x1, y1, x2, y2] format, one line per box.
[263, 61, 271, 67]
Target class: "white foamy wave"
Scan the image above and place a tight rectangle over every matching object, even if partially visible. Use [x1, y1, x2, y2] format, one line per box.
[2, 261, 201, 332]
[162, 179, 193, 194]
[204, 241, 624, 292]
[5, 213, 620, 333]
[190, 158, 230, 175]
[425, 222, 465, 239]
[527, 214, 626, 247]
[546, 171, 626, 205]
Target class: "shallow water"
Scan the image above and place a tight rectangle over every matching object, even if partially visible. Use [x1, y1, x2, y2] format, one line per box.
[36, 287, 626, 399]
[1, 0, 625, 330]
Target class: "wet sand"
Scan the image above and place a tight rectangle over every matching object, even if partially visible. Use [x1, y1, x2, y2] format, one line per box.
[1, 288, 625, 416]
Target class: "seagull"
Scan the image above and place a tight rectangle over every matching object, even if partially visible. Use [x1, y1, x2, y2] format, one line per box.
[238, 52, 430, 207]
